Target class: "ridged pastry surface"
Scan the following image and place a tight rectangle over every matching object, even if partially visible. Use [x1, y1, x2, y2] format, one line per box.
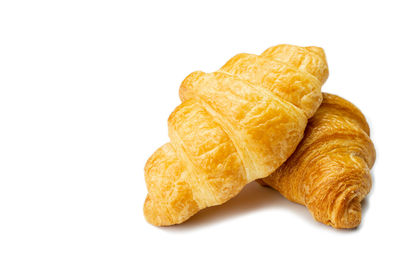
[144, 45, 329, 226]
[257, 93, 375, 229]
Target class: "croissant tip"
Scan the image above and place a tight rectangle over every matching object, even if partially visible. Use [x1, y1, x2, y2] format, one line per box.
[306, 46, 326, 59]
[333, 197, 362, 229]
[143, 195, 164, 227]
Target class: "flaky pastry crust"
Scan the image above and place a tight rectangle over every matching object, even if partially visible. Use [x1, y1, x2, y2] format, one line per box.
[144, 45, 328, 226]
[257, 93, 376, 228]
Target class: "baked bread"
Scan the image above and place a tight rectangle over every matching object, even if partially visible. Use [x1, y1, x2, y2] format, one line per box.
[144, 45, 329, 226]
[258, 93, 376, 228]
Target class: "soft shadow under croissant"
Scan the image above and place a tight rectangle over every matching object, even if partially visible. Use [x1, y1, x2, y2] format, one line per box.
[257, 93, 376, 229]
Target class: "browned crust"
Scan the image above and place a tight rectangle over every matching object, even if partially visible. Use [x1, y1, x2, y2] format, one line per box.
[144, 45, 328, 226]
[258, 93, 376, 229]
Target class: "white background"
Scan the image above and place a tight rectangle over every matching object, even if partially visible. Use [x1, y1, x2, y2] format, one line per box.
[1, 0, 399, 266]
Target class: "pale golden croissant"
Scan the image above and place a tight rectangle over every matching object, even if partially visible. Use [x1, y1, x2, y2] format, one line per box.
[144, 44, 329, 226]
[257, 93, 376, 228]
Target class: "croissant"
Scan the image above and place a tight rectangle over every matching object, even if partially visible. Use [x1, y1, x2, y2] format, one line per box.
[257, 93, 376, 228]
[144, 44, 329, 226]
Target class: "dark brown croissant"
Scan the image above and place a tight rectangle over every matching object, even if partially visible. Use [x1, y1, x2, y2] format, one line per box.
[257, 93, 376, 228]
